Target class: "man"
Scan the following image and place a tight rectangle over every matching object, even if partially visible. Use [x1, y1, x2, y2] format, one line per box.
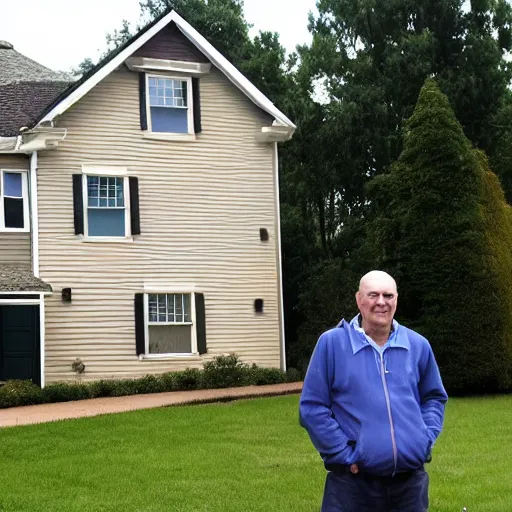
[299, 270, 447, 512]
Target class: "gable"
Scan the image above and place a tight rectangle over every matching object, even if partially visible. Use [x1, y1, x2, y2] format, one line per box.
[133, 22, 209, 63]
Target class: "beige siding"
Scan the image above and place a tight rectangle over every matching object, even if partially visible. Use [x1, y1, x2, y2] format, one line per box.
[38, 67, 281, 383]
[0, 155, 31, 266]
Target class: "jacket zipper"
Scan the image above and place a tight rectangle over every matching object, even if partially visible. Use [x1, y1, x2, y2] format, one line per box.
[379, 352, 397, 476]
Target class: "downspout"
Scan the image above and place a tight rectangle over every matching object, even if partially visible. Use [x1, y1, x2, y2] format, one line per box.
[30, 151, 45, 387]
[273, 142, 286, 372]
[30, 151, 39, 277]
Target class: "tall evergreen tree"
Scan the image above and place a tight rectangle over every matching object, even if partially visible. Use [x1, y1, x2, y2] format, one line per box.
[369, 79, 512, 393]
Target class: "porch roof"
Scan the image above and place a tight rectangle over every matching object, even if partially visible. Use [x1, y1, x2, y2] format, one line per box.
[0, 266, 52, 292]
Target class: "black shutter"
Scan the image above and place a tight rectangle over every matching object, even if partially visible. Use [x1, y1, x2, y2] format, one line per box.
[72, 174, 84, 235]
[139, 73, 148, 131]
[134, 293, 145, 356]
[195, 293, 207, 354]
[129, 177, 141, 235]
[192, 78, 202, 133]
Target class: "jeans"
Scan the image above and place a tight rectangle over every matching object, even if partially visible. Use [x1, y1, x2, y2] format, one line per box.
[321, 469, 429, 512]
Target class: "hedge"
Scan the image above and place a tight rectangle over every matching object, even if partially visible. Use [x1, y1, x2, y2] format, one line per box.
[0, 354, 302, 409]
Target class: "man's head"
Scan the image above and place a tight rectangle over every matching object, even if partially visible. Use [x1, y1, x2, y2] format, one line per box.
[355, 271, 398, 331]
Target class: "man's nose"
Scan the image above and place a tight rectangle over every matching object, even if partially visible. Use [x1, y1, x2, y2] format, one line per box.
[376, 294, 386, 305]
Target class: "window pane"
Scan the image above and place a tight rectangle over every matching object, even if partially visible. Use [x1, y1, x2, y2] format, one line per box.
[148, 295, 158, 322]
[166, 294, 175, 322]
[3, 173, 22, 198]
[175, 294, 183, 322]
[87, 209, 125, 236]
[150, 106, 188, 133]
[4, 197, 24, 228]
[149, 325, 192, 354]
[148, 77, 157, 87]
[183, 294, 190, 322]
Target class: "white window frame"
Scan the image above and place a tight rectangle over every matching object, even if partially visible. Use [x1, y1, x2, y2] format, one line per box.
[81, 169, 131, 241]
[146, 74, 194, 136]
[0, 169, 30, 233]
[143, 292, 198, 358]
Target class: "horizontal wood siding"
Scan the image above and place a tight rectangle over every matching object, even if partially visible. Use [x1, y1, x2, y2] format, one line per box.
[38, 67, 280, 382]
[134, 22, 209, 62]
[0, 155, 31, 265]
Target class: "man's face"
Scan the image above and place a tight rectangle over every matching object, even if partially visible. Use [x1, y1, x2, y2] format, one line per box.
[356, 277, 397, 330]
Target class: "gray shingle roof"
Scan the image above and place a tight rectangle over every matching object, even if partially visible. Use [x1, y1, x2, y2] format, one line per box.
[0, 265, 52, 292]
[0, 42, 71, 85]
[0, 42, 74, 137]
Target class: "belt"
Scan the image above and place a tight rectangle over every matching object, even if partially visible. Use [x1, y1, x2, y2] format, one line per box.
[325, 463, 421, 482]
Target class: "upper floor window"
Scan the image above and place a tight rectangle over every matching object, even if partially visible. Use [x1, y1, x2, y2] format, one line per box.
[147, 75, 193, 134]
[0, 170, 29, 232]
[86, 176, 127, 237]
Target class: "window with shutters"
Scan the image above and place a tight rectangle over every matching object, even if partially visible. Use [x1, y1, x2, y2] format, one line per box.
[145, 293, 196, 355]
[83, 174, 130, 238]
[146, 75, 193, 134]
[0, 170, 29, 232]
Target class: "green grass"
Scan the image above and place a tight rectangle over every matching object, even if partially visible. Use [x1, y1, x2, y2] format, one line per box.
[0, 395, 510, 511]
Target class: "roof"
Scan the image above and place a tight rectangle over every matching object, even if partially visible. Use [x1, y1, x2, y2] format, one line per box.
[0, 41, 72, 137]
[0, 81, 70, 137]
[0, 41, 71, 85]
[0, 266, 52, 292]
[36, 10, 295, 130]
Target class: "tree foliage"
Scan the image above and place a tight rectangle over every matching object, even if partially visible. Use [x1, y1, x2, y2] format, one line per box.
[369, 79, 512, 393]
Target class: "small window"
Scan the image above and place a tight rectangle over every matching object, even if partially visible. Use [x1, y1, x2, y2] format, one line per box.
[84, 175, 129, 237]
[146, 293, 194, 354]
[0, 170, 29, 231]
[147, 75, 193, 134]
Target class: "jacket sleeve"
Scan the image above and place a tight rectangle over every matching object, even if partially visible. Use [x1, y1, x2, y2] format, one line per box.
[299, 332, 354, 464]
[418, 342, 448, 444]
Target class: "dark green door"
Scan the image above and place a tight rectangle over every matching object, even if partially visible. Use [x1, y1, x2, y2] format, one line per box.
[0, 306, 40, 386]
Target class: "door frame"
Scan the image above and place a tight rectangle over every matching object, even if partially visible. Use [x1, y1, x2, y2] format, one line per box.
[0, 292, 47, 387]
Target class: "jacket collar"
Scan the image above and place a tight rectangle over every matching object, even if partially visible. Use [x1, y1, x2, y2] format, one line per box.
[337, 317, 410, 354]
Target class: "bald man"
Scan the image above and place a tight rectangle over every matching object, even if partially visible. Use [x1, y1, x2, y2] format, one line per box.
[299, 271, 447, 512]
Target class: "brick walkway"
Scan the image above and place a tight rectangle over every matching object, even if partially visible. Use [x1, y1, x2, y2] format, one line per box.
[0, 382, 303, 428]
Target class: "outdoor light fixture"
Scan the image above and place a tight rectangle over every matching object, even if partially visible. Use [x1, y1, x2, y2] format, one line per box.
[259, 228, 269, 241]
[61, 288, 72, 303]
[254, 299, 264, 313]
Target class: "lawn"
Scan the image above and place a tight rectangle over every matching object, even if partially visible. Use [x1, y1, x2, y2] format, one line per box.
[0, 395, 510, 512]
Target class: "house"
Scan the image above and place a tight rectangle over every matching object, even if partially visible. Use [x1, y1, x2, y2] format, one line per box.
[0, 10, 295, 386]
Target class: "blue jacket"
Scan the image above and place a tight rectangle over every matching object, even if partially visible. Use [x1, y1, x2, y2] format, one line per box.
[299, 319, 448, 476]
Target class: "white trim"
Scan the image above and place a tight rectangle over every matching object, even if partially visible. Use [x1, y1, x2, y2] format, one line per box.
[143, 291, 197, 357]
[81, 174, 131, 239]
[37, 10, 295, 132]
[40, 293, 45, 388]
[0, 290, 51, 296]
[125, 57, 211, 75]
[142, 132, 196, 142]
[0, 299, 40, 305]
[81, 165, 128, 176]
[256, 125, 295, 143]
[144, 283, 198, 293]
[273, 142, 286, 372]
[0, 169, 30, 232]
[30, 152, 40, 278]
[141, 353, 199, 360]
[146, 73, 194, 135]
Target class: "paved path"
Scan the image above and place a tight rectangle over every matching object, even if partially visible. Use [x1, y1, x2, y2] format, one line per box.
[0, 382, 303, 428]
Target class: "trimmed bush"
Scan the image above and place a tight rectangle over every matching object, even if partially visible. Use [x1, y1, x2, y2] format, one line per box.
[0, 380, 45, 408]
[285, 367, 302, 383]
[248, 365, 287, 386]
[202, 354, 251, 389]
[369, 79, 512, 394]
[0, 357, 291, 409]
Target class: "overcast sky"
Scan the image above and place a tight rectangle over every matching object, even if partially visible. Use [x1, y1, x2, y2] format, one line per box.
[0, 0, 317, 72]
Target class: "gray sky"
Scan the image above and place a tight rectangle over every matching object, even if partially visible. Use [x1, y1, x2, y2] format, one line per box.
[0, 0, 317, 72]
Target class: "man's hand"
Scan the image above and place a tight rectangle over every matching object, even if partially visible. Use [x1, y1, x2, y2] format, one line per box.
[350, 464, 359, 474]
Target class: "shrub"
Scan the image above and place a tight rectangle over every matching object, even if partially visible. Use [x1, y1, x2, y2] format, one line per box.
[174, 368, 202, 390]
[369, 79, 512, 393]
[0, 380, 44, 408]
[43, 383, 91, 403]
[160, 372, 179, 392]
[248, 366, 287, 386]
[202, 354, 251, 389]
[285, 367, 302, 383]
